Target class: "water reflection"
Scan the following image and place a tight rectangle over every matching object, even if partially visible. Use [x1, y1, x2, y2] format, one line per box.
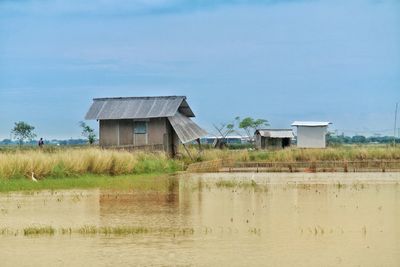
[99, 177, 184, 227]
[0, 173, 399, 267]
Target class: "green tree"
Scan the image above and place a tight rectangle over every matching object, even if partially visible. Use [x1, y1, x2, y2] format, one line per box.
[79, 121, 96, 145]
[238, 117, 269, 138]
[213, 122, 236, 149]
[11, 121, 36, 146]
[351, 135, 367, 144]
[326, 132, 343, 146]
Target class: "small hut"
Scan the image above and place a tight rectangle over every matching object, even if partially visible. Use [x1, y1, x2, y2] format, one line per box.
[85, 96, 207, 156]
[291, 121, 332, 148]
[255, 129, 294, 150]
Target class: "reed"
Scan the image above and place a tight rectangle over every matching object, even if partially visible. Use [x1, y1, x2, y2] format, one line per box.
[1, 145, 399, 180]
[187, 146, 400, 163]
[0, 226, 195, 236]
[72, 226, 195, 236]
[0, 148, 181, 180]
[215, 180, 260, 188]
[23, 226, 55, 236]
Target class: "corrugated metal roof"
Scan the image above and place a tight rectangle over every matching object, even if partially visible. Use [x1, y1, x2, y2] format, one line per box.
[168, 112, 208, 144]
[256, 129, 294, 138]
[291, 121, 332, 127]
[85, 96, 195, 120]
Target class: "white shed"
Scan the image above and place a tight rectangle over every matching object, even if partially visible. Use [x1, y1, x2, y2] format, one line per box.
[291, 121, 332, 148]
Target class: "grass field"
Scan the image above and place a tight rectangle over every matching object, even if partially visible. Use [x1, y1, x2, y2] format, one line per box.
[1, 145, 400, 182]
[0, 173, 176, 192]
[0, 148, 181, 180]
[189, 145, 400, 163]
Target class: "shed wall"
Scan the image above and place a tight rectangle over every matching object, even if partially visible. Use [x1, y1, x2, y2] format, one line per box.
[267, 138, 283, 149]
[163, 120, 180, 156]
[133, 127, 148, 147]
[148, 118, 167, 145]
[255, 134, 262, 149]
[119, 120, 134, 145]
[257, 136, 291, 150]
[100, 120, 119, 146]
[99, 118, 168, 148]
[296, 126, 327, 148]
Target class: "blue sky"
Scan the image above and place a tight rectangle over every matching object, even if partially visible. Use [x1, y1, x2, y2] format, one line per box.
[0, 0, 399, 139]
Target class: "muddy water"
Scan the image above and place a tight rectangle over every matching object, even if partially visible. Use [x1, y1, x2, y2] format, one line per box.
[0, 173, 399, 266]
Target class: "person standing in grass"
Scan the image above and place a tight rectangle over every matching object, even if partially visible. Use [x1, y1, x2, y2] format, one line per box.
[38, 138, 44, 148]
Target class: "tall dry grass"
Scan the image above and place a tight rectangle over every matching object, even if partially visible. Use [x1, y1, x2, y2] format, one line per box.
[186, 146, 400, 163]
[1, 145, 399, 180]
[0, 148, 181, 180]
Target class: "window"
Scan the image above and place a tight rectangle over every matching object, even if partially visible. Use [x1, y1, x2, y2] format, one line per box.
[134, 121, 147, 134]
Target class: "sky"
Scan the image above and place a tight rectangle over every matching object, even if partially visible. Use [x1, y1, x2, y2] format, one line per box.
[0, 0, 399, 139]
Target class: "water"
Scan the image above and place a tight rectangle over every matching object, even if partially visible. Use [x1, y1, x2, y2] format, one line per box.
[0, 173, 399, 266]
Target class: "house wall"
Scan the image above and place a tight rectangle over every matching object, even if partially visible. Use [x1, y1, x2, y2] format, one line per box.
[133, 127, 148, 147]
[99, 118, 169, 149]
[148, 118, 167, 145]
[99, 120, 119, 146]
[266, 138, 283, 149]
[173, 131, 180, 154]
[256, 136, 292, 150]
[296, 126, 327, 148]
[164, 120, 180, 156]
[119, 120, 134, 145]
[255, 134, 262, 149]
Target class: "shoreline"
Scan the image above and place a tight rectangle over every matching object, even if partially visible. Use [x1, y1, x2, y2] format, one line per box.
[0, 173, 171, 193]
[1, 171, 400, 193]
[186, 172, 400, 185]
[188, 159, 400, 173]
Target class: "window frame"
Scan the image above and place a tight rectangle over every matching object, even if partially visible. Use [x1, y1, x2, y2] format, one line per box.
[134, 121, 147, 134]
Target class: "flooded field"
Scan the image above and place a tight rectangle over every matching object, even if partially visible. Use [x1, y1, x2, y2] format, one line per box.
[0, 173, 399, 266]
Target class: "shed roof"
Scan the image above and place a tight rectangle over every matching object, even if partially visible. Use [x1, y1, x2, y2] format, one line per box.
[85, 96, 195, 120]
[168, 112, 208, 144]
[255, 129, 294, 139]
[291, 121, 331, 127]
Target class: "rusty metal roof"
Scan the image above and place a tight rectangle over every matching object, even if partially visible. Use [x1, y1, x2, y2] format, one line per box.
[168, 112, 208, 144]
[85, 96, 195, 120]
[256, 129, 294, 139]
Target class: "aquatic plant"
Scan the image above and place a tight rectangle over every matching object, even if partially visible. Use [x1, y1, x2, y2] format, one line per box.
[1, 226, 196, 237]
[215, 180, 264, 190]
[0, 228, 14, 235]
[248, 228, 261, 235]
[23, 226, 55, 236]
[215, 180, 237, 188]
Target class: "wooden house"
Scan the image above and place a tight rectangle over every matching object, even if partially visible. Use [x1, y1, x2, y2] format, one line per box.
[85, 96, 207, 156]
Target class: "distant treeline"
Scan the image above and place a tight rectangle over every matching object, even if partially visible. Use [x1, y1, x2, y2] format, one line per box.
[1, 135, 399, 147]
[327, 134, 400, 145]
[0, 138, 89, 146]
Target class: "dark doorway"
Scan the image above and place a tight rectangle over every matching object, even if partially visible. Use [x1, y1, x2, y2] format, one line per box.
[282, 138, 291, 148]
